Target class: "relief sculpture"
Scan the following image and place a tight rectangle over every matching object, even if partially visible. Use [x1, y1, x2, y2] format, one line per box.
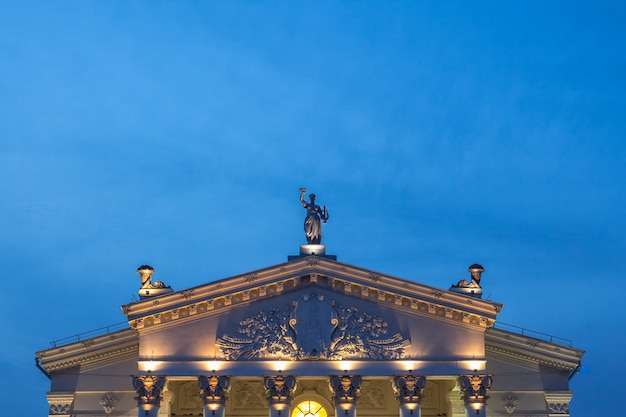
[216, 293, 409, 360]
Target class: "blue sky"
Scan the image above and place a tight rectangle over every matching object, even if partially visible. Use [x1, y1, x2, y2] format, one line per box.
[1, 1, 624, 416]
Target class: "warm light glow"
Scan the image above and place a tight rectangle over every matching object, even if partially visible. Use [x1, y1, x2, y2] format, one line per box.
[465, 360, 486, 372]
[292, 400, 327, 417]
[335, 360, 355, 372]
[203, 361, 226, 372]
[208, 404, 221, 411]
[268, 360, 291, 372]
[138, 361, 165, 372]
[399, 360, 415, 371]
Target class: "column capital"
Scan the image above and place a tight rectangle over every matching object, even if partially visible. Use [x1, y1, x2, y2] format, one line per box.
[544, 391, 572, 416]
[459, 374, 492, 407]
[46, 392, 75, 416]
[199, 375, 231, 406]
[265, 374, 297, 406]
[133, 375, 166, 407]
[330, 374, 362, 405]
[392, 374, 427, 405]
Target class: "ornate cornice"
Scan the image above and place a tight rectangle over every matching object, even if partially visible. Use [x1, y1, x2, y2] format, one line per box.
[121, 257, 502, 333]
[36, 328, 138, 373]
[485, 328, 584, 371]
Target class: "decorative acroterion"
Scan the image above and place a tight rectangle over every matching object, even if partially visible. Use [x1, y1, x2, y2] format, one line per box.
[450, 264, 485, 298]
[137, 265, 173, 299]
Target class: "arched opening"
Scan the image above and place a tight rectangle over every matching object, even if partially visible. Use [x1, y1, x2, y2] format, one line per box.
[291, 400, 328, 417]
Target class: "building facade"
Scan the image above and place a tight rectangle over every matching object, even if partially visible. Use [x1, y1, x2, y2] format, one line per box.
[36, 245, 583, 417]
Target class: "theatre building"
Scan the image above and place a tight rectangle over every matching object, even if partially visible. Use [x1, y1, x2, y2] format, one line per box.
[37, 190, 584, 417]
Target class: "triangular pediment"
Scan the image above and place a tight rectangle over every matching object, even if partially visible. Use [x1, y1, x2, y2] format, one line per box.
[122, 256, 502, 333]
[118, 256, 504, 374]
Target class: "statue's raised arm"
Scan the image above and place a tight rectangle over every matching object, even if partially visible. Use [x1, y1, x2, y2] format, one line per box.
[299, 188, 308, 207]
[299, 188, 328, 245]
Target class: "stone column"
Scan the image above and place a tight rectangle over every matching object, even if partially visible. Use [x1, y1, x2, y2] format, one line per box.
[544, 391, 573, 417]
[330, 375, 362, 417]
[392, 374, 427, 417]
[459, 374, 492, 417]
[199, 375, 231, 417]
[265, 374, 297, 417]
[133, 375, 166, 417]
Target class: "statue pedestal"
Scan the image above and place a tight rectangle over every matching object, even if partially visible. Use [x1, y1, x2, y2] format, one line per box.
[288, 244, 337, 261]
[300, 244, 326, 256]
[448, 286, 483, 298]
[139, 287, 174, 300]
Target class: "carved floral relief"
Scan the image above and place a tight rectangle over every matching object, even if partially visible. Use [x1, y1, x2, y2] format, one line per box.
[216, 293, 409, 360]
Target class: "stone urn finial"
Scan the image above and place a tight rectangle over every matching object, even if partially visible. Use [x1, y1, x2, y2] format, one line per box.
[449, 263, 484, 298]
[137, 265, 154, 288]
[136, 264, 173, 299]
[468, 264, 485, 285]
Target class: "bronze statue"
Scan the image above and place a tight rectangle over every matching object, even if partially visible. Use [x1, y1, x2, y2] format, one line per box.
[299, 188, 329, 244]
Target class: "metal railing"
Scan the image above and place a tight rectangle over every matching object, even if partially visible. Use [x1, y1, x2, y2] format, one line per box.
[49, 321, 130, 348]
[494, 321, 572, 347]
[47, 320, 573, 349]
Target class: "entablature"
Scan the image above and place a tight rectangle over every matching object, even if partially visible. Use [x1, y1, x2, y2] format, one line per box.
[135, 359, 485, 377]
[36, 328, 138, 373]
[485, 328, 584, 371]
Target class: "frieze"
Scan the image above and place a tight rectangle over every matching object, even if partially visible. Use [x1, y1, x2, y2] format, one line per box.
[216, 293, 409, 360]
